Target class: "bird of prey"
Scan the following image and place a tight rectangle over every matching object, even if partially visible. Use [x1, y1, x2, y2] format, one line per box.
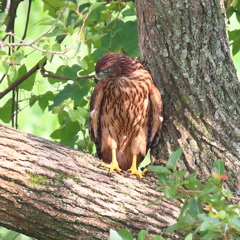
[89, 52, 163, 178]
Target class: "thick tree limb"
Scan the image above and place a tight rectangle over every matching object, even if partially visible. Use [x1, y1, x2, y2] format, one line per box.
[0, 124, 181, 240]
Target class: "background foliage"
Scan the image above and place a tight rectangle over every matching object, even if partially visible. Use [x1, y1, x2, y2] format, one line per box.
[0, 0, 138, 155]
[0, 0, 240, 239]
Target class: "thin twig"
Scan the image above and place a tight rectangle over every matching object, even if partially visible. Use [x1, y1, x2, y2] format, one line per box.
[1, 34, 71, 54]
[40, 66, 95, 81]
[77, 11, 91, 40]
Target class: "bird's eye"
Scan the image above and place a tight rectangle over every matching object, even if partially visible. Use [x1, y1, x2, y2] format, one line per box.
[103, 68, 109, 73]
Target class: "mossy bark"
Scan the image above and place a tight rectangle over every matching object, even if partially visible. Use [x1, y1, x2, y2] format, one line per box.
[0, 124, 182, 240]
[136, 0, 240, 195]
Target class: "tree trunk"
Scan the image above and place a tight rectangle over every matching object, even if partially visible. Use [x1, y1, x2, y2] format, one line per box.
[136, 0, 240, 194]
[0, 124, 182, 240]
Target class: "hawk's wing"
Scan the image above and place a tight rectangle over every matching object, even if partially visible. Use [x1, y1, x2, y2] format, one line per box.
[89, 80, 105, 159]
[148, 84, 163, 148]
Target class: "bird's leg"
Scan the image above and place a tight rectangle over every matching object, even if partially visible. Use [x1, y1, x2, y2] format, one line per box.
[101, 148, 122, 174]
[127, 155, 146, 179]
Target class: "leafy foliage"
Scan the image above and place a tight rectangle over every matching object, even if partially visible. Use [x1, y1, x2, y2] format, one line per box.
[226, 0, 240, 56]
[0, 0, 139, 154]
[111, 149, 240, 240]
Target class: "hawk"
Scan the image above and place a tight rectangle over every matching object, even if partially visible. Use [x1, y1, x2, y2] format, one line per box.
[89, 52, 163, 178]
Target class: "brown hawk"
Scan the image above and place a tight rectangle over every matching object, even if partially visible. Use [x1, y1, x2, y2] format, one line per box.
[89, 52, 163, 178]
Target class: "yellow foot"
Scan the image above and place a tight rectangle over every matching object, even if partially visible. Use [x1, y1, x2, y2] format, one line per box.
[127, 155, 148, 179]
[127, 167, 147, 179]
[101, 162, 122, 175]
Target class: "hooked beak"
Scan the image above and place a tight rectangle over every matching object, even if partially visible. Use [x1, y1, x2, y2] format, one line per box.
[94, 75, 100, 84]
[94, 71, 108, 83]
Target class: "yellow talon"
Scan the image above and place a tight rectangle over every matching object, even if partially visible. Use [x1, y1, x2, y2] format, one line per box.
[101, 162, 122, 174]
[127, 155, 147, 179]
[100, 148, 122, 175]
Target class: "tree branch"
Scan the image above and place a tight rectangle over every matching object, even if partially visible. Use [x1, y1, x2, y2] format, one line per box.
[40, 66, 95, 81]
[0, 59, 45, 100]
[0, 124, 181, 240]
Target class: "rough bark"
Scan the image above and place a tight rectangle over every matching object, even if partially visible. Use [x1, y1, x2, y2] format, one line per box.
[0, 124, 182, 240]
[136, 0, 240, 194]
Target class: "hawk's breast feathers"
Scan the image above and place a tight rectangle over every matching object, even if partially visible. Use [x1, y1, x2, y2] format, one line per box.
[89, 53, 163, 172]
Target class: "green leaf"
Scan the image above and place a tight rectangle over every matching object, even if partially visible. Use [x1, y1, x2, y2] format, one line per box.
[200, 231, 223, 239]
[117, 229, 133, 240]
[49, 81, 90, 110]
[164, 187, 176, 198]
[176, 170, 186, 180]
[102, 20, 139, 57]
[54, 121, 80, 146]
[150, 235, 164, 240]
[18, 65, 36, 91]
[179, 197, 202, 218]
[0, 98, 12, 123]
[38, 91, 55, 112]
[139, 149, 151, 169]
[89, 2, 106, 11]
[166, 148, 183, 170]
[44, 28, 66, 37]
[226, 6, 235, 19]
[137, 230, 147, 240]
[165, 222, 180, 233]
[0, 13, 7, 21]
[147, 166, 172, 175]
[215, 210, 226, 220]
[199, 221, 219, 231]
[68, 107, 88, 126]
[230, 219, 240, 230]
[62, 64, 81, 81]
[0, 30, 5, 40]
[185, 233, 193, 240]
[9, 50, 25, 64]
[184, 172, 203, 190]
[109, 229, 122, 240]
[212, 160, 225, 175]
[198, 185, 218, 199]
[8, 67, 18, 84]
[197, 213, 212, 222]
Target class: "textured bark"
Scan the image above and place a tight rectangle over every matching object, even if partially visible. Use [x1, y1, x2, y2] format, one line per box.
[0, 124, 182, 240]
[136, 0, 240, 194]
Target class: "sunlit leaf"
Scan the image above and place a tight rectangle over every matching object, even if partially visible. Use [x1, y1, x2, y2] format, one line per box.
[185, 233, 193, 240]
[118, 229, 133, 240]
[109, 229, 122, 240]
[18, 65, 36, 91]
[137, 230, 147, 240]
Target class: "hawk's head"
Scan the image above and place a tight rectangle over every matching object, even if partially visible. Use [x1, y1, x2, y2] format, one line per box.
[95, 53, 139, 81]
